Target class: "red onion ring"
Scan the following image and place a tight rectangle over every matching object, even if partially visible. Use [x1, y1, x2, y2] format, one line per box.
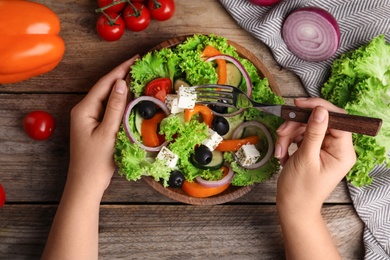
[195, 163, 234, 188]
[123, 96, 170, 152]
[205, 54, 252, 117]
[232, 121, 274, 169]
[282, 7, 340, 62]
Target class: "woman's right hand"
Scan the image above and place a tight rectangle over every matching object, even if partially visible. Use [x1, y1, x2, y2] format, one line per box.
[275, 98, 356, 215]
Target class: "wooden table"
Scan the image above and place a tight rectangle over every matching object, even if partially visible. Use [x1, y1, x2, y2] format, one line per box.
[0, 1, 364, 259]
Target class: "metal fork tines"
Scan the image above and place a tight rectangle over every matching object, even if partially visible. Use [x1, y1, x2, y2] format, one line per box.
[194, 84, 238, 108]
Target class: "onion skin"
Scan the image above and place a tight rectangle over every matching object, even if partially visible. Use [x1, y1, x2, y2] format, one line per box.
[195, 163, 234, 188]
[232, 121, 274, 169]
[123, 96, 170, 152]
[282, 7, 340, 62]
[248, 0, 281, 6]
[205, 54, 252, 117]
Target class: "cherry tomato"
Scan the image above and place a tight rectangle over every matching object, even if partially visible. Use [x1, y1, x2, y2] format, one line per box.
[0, 184, 5, 208]
[96, 12, 125, 41]
[97, 0, 126, 13]
[130, 0, 146, 2]
[148, 0, 175, 21]
[145, 78, 172, 102]
[123, 3, 151, 32]
[23, 111, 55, 141]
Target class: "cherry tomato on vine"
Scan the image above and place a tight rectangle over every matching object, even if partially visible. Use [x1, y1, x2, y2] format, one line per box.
[123, 3, 151, 32]
[145, 78, 172, 102]
[23, 111, 55, 141]
[0, 183, 5, 208]
[148, 0, 175, 21]
[130, 0, 145, 2]
[96, 12, 125, 41]
[97, 0, 126, 13]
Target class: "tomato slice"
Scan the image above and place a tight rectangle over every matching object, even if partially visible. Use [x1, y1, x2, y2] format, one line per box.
[145, 78, 172, 102]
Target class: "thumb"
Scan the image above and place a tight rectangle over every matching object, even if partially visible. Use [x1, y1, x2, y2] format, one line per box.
[299, 106, 329, 159]
[100, 79, 128, 135]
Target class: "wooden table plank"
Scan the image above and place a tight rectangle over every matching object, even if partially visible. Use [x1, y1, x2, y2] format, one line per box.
[0, 0, 364, 258]
[0, 204, 363, 259]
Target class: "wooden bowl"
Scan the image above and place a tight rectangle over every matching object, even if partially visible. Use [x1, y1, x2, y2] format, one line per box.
[132, 35, 281, 205]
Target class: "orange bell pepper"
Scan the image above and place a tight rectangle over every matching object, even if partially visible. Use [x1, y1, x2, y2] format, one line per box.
[0, 0, 65, 84]
[141, 111, 167, 147]
[202, 45, 227, 85]
[184, 104, 214, 127]
[215, 135, 259, 152]
[181, 166, 230, 198]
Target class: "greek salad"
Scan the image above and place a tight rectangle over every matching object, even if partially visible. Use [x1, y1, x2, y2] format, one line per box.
[115, 34, 284, 198]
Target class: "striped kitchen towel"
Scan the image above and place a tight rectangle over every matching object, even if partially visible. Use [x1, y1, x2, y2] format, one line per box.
[218, 0, 390, 259]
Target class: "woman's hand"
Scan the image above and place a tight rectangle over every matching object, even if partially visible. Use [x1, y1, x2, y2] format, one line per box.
[275, 98, 356, 213]
[42, 55, 139, 260]
[274, 98, 356, 260]
[67, 55, 139, 196]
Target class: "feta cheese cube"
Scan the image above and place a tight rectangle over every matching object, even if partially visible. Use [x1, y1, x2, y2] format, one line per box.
[177, 86, 197, 109]
[235, 144, 260, 167]
[156, 146, 179, 168]
[165, 94, 184, 114]
[202, 128, 223, 151]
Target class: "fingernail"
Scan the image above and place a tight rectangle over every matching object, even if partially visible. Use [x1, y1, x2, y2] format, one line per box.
[313, 107, 327, 123]
[115, 80, 126, 94]
[274, 144, 282, 158]
[276, 122, 286, 132]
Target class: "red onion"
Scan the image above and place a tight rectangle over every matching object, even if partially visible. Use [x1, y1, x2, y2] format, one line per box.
[195, 163, 234, 188]
[205, 54, 252, 117]
[282, 7, 340, 62]
[248, 0, 281, 6]
[123, 96, 170, 152]
[232, 121, 274, 169]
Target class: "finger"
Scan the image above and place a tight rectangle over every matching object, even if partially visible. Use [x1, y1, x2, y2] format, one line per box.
[294, 97, 345, 113]
[99, 79, 128, 135]
[299, 106, 329, 160]
[84, 55, 140, 107]
[295, 97, 349, 139]
[274, 123, 306, 160]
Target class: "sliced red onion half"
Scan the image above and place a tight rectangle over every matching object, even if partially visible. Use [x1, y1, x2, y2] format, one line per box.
[282, 7, 340, 62]
[232, 121, 274, 169]
[205, 54, 252, 117]
[123, 96, 170, 152]
[195, 163, 234, 188]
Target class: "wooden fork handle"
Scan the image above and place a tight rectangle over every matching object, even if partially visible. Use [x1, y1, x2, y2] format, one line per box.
[280, 105, 382, 136]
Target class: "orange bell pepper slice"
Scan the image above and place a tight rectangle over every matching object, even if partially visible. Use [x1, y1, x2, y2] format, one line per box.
[184, 104, 214, 127]
[202, 45, 227, 85]
[182, 166, 230, 198]
[141, 111, 167, 147]
[0, 0, 65, 84]
[215, 135, 259, 152]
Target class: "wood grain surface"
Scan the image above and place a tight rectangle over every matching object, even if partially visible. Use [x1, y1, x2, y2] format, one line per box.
[0, 0, 363, 259]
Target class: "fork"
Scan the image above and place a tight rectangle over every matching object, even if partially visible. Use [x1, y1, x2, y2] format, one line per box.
[194, 84, 382, 136]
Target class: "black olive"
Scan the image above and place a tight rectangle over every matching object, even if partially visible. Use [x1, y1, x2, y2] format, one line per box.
[194, 145, 213, 165]
[212, 116, 229, 136]
[137, 101, 157, 119]
[168, 170, 185, 188]
[209, 104, 228, 114]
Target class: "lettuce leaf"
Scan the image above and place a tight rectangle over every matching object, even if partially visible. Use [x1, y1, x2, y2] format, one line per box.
[130, 48, 180, 96]
[116, 34, 284, 187]
[114, 128, 172, 187]
[321, 35, 390, 186]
